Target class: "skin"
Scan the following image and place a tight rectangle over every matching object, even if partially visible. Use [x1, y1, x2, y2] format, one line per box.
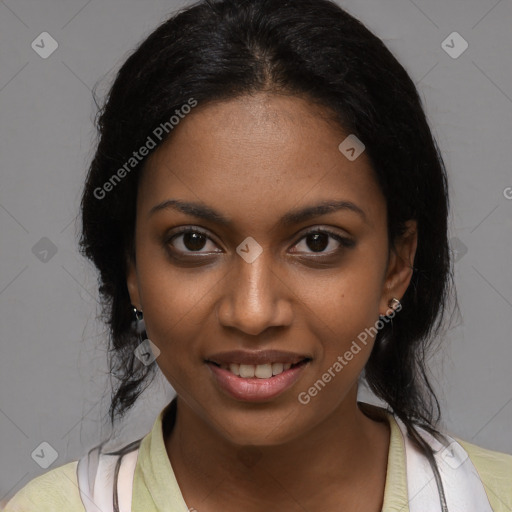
[126, 92, 418, 511]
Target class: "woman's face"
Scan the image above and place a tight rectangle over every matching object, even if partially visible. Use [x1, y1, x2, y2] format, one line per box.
[127, 92, 417, 445]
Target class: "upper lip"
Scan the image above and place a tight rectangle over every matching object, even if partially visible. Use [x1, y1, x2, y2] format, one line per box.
[206, 350, 311, 366]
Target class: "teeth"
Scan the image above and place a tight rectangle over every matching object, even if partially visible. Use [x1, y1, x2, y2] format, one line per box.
[219, 361, 299, 378]
[239, 364, 255, 378]
[272, 363, 284, 375]
[229, 363, 240, 376]
[255, 364, 272, 378]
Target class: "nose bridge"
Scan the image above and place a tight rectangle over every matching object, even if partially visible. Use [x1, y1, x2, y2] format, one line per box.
[239, 250, 274, 307]
[217, 246, 291, 335]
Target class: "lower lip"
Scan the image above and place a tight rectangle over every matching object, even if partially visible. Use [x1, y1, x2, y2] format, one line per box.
[206, 361, 309, 402]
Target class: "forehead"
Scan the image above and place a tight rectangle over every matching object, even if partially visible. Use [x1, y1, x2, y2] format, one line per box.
[138, 93, 385, 231]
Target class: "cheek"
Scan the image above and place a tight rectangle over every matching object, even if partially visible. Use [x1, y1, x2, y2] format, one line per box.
[299, 250, 386, 383]
[301, 253, 385, 339]
[135, 231, 221, 326]
[133, 244, 211, 364]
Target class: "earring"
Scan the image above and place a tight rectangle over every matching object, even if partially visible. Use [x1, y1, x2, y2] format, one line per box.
[388, 297, 401, 311]
[131, 307, 160, 365]
[380, 297, 401, 318]
[132, 306, 146, 335]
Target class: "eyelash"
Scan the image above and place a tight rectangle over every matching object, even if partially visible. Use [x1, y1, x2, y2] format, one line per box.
[165, 226, 355, 256]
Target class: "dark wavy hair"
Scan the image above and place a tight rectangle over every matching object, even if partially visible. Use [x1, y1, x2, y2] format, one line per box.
[80, 0, 455, 449]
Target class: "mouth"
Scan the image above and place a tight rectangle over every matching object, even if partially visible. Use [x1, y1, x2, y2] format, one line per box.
[204, 351, 312, 402]
[205, 359, 311, 379]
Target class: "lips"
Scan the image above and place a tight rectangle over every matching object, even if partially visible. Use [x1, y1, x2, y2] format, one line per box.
[206, 359, 310, 402]
[204, 349, 312, 402]
[205, 349, 311, 366]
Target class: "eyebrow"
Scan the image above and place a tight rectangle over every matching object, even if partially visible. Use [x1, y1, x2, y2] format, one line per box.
[148, 199, 368, 227]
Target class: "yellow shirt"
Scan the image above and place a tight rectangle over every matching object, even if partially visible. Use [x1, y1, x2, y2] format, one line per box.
[3, 401, 512, 511]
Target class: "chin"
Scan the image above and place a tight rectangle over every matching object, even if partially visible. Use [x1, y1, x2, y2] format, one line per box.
[209, 403, 308, 447]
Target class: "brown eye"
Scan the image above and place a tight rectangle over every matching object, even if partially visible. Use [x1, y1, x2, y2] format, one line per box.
[166, 229, 221, 254]
[292, 228, 355, 255]
[182, 232, 207, 251]
[304, 232, 329, 252]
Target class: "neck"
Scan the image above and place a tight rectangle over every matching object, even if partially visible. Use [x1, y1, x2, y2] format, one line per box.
[165, 387, 390, 511]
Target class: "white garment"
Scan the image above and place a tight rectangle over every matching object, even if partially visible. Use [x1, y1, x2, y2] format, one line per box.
[77, 442, 140, 512]
[77, 417, 494, 512]
[394, 418, 493, 512]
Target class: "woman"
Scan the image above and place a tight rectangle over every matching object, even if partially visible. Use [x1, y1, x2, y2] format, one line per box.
[3, 0, 511, 511]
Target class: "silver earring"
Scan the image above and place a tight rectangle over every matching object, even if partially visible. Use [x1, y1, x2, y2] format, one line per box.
[379, 297, 401, 318]
[388, 297, 401, 311]
[131, 307, 160, 365]
[132, 306, 146, 335]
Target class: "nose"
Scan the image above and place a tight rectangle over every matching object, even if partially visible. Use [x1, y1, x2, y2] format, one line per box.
[216, 248, 293, 336]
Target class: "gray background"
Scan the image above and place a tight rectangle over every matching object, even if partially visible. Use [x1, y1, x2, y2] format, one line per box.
[1, 0, 511, 504]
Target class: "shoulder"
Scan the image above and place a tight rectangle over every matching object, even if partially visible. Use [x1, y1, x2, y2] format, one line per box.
[457, 438, 512, 511]
[2, 461, 83, 512]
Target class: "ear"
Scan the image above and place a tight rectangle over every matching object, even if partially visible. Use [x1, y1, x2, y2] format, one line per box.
[379, 219, 418, 316]
[126, 251, 142, 310]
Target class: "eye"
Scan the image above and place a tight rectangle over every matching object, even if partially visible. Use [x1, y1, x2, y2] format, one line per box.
[291, 228, 355, 255]
[165, 228, 221, 254]
[165, 226, 355, 256]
